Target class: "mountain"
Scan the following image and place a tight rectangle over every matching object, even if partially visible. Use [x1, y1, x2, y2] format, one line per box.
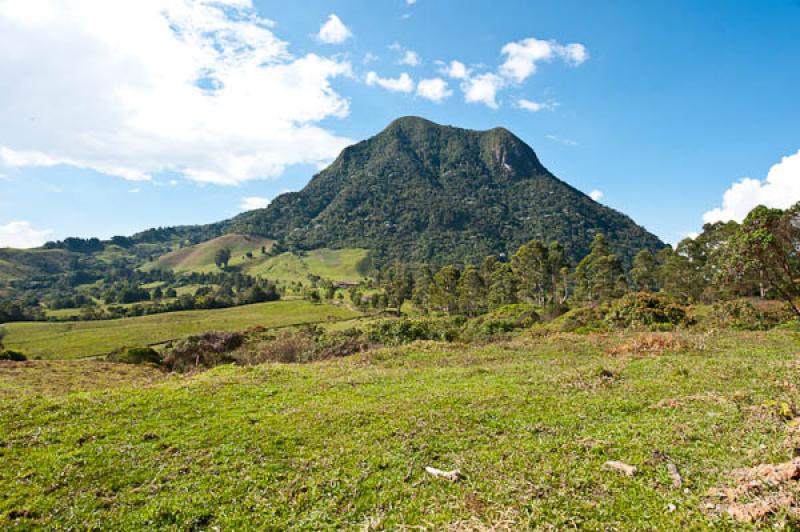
[231, 116, 663, 267]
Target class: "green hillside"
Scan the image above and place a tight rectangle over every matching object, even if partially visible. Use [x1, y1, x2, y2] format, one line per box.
[233, 117, 664, 267]
[247, 248, 371, 283]
[143, 233, 275, 273]
[1, 300, 358, 359]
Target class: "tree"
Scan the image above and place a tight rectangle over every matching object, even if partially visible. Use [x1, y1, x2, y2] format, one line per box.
[512, 240, 550, 306]
[488, 262, 518, 308]
[719, 204, 800, 318]
[383, 262, 413, 315]
[631, 250, 658, 292]
[457, 266, 487, 316]
[412, 266, 435, 313]
[214, 248, 231, 270]
[572, 234, 626, 302]
[547, 241, 569, 304]
[432, 265, 460, 315]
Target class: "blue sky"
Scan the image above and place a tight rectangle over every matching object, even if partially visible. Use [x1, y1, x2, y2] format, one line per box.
[1, 0, 799, 247]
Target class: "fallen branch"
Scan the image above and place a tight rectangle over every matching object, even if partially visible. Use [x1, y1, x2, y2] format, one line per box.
[603, 460, 637, 477]
[425, 466, 461, 481]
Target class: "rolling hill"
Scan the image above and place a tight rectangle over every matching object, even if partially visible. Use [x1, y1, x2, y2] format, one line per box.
[232, 116, 664, 267]
[143, 234, 275, 273]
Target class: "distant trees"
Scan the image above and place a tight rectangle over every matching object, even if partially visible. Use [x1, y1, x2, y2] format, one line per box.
[214, 248, 232, 270]
[572, 234, 626, 303]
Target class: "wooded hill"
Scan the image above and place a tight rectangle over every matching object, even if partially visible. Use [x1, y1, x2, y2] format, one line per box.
[232, 116, 664, 267]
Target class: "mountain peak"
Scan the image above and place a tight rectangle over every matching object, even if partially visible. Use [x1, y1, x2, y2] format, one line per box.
[233, 116, 663, 267]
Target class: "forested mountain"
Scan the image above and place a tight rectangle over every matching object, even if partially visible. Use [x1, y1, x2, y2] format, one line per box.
[232, 116, 663, 267]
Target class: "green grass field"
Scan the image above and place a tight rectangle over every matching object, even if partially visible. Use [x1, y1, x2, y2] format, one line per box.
[1, 330, 800, 529]
[1, 301, 359, 360]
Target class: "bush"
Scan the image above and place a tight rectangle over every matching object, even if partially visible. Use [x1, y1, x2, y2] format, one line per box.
[0, 350, 27, 362]
[606, 292, 688, 330]
[107, 347, 161, 365]
[366, 318, 462, 346]
[163, 331, 243, 372]
[709, 299, 794, 330]
[462, 304, 540, 340]
[241, 329, 370, 365]
[545, 305, 608, 333]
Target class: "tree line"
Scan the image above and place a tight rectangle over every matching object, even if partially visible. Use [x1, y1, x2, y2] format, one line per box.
[370, 203, 800, 318]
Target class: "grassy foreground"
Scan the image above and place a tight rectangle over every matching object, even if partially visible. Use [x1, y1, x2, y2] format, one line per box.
[0, 301, 359, 360]
[2, 330, 800, 529]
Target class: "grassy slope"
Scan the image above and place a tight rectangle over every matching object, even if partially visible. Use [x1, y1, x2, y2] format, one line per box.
[143, 233, 369, 284]
[1, 301, 358, 360]
[143, 234, 275, 273]
[0, 248, 72, 282]
[232, 248, 369, 284]
[1, 330, 799, 529]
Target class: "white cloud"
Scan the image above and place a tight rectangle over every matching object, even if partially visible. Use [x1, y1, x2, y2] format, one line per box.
[406, 0, 417, 4]
[240, 196, 271, 211]
[0, 1, 354, 186]
[365, 71, 415, 93]
[462, 73, 504, 109]
[589, 189, 604, 202]
[0, 221, 52, 248]
[545, 134, 578, 146]
[363, 52, 379, 64]
[703, 149, 800, 224]
[128, 187, 140, 193]
[416, 78, 452, 103]
[517, 99, 558, 112]
[442, 60, 470, 80]
[500, 37, 588, 83]
[316, 14, 352, 44]
[400, 50, 421, 67]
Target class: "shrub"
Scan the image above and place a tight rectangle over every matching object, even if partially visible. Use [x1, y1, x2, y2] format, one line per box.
[606, 292, 688, 330]
[240, 329, 370, 365]
[163, 331, 243, 372]
[107, 347, 161, 365]
[462, 304, 540, 340]
[709, 299, 793, 330]
[545, 305, 608, 333]
[0, 350, 27, 362]
[366, 318, 462, 346]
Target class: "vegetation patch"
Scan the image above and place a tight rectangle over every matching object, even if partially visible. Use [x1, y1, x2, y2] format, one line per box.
[606, 292, 688, 330]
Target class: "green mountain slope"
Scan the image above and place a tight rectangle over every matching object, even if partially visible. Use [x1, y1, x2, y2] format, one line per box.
[143, 234, 275, 273]
[232, 116, 663, 266]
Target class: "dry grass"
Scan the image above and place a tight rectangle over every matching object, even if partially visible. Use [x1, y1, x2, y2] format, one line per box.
[0, 360, 166, 397]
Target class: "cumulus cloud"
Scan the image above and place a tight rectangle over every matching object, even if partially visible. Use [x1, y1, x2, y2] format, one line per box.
[545, 134, 578, 146]
[240, 196, 271, 211]
[441, 60, 470, 80]
[316, 14, 352, 44]
[589, 189, 604, 202]
[0, 221, 53, 248]
[400, 50, 421, 67]
[517, 99, 558, 112]
[462, 73, 504, 109]
[703, 149, 800, 224]
[500, 37, 588, 83]
[416, 78, 452, 103]
[0, 0, 354, 185]
[365, 71, 415, 93]
[447, 36, 587, 109]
